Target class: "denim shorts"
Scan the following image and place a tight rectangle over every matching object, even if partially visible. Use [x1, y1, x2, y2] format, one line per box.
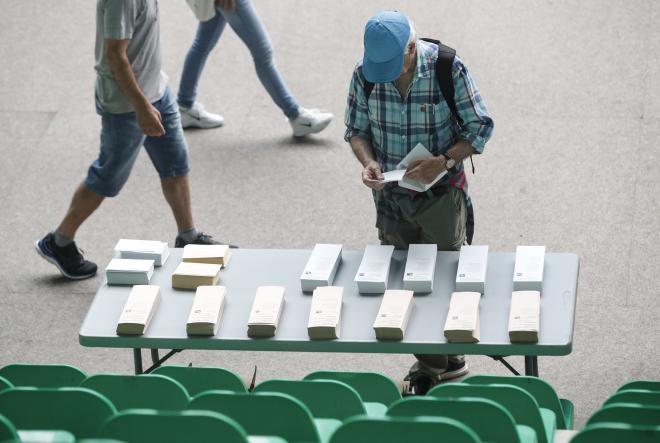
[84, 86, 190, 197]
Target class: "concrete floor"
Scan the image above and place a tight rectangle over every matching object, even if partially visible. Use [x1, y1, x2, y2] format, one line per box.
[1, 0, 659, 429]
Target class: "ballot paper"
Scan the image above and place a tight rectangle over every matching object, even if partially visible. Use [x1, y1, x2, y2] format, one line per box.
[307, 286, 343, 339]
[116, 285, 160, 335]
[513, 246, 546, 291]
[508, 290, 541, 343]
[248, 286, 285, 338]
[300, 244, 343, 292]
[106, 258, 154, 285]
[114, 239, 169, 267]
[397, 143, 448, 192]
[403, 244, 437, 293]
[186, 286, 227, 336]
[444, 291, 481, 343]
[354, 245, 395, 293]
[373, 290, 414, 340]
[455, 245, 489, 293]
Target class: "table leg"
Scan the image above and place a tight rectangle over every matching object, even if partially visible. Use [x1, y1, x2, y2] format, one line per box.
[524, 356, 539, 377]
[133, 348, 143, 374]
[150, 349, 160, 366]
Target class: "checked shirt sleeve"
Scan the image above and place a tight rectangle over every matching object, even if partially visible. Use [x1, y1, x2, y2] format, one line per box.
[452, 57, 494, 153]
[344, 66, 372, 142]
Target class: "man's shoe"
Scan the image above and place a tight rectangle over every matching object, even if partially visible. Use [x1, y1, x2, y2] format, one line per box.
[403, 358, 469, 395]
[179, 102, 224, 129]
[289, 107, 333, 137]
[174, 232, 237, 249]
[35, 233, 97, 280]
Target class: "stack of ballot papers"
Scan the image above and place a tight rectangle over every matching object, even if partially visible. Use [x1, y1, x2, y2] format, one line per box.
[182, 244, 231, 266]
[106, 258, 154, 285]
[247, 286, 285, 338]
[114, 239, 169, 266]
[354, 245, 394, 293]
[300, 244, 342, 292]
[373, 290, 414, 340]
[307, 286, 343, 340]
[116, 285, 160, 335]
[369, 144, 448, 192]
[443, 291, 481, 343]
[403, 244, 437, 293]
[455, 245, 489, 293]
[508, 290, 541, 343]
[172, 262, 221, 289]
[513, 246, 546, 291]
[186, 286, 227, 336]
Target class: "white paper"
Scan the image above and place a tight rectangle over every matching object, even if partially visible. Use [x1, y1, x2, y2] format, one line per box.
[301, 244, 342, 291]
[373, 290, 414, 329]
[508, 290, 541, 335]
[106, 258, 154, 273]
[248, 286, 285, 326]
[403, 244, 437, 292]
[456, 245, 489, 293]
[444, 292, 481, 332]
[513, 246, 545, 291]
[308, 286, 343, 328]
[187, 286, 226, 325]
[173, 262, 222, 278]
[182, 244, 231, 265]
[397, 143, 448, 192]
[117, 285, 160, 330]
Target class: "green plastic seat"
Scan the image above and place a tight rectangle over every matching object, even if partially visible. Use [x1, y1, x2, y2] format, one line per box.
[0, 377, 13, 393]
[0, 364, 86, 388]
[16, 430, 75, 442]
[151, 365, 247, 396]
[571, 423, 660, 443]
[587, 404, 660, 427]
[189, 390, 322, 443]
[304, 371, 402, 412]
[604, 390, 660, 407]
[387, 396, 536, 443]
[99, 409, 249, 443]
[80, 374, 189, 411]
[0, 413, 18, 441]
[0, 387, 116, 439]
[429, 382, 556, 443]
[463, 374, 574, 429]
[618, 381, 660, 393]
[329, 415, 481, 443]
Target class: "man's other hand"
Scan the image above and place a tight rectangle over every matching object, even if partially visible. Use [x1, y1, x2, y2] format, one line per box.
[405, 157, 445, 183]
[136, 102, 165, 137]
[362, 161, 385, 190]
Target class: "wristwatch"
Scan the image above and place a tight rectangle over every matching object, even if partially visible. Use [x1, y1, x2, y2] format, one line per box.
[442, 152, 456, 170]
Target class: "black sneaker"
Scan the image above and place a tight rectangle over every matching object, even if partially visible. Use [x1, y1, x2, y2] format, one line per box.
[174, 231, 238, 249]
[35, 233, 97, 280]
[404, 358, 469, 395]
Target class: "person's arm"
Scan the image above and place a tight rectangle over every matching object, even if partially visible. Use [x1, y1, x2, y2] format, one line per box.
[105, 39, 165, 137]
[349, 136, 385, 190]
[405, 139, 475, 183]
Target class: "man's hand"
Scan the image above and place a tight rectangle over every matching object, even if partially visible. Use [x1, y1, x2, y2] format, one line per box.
[362, 160, 386, 190]
[405, 156, 446, 183]
[135, 101, 165, 137]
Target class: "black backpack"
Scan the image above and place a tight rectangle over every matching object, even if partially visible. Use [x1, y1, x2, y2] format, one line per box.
[361, 38, 475, 245]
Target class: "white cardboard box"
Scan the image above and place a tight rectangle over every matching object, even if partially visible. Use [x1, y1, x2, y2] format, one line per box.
[300, 244, 343, 292]
[403, 244, 437, 293]
[307, 286, 343, 340]
[248, 286, 285, 338]
[455, 245, 489, 293]
[354, 245, 394, 293]
[373, 289, 414, 340]
[114, 239, 169, 267]
[106, 258, 154, 286]
[186, 286, 227, 336]
[513, 246, 546, 291]
[508, 290, 541, 343]
[443, 291, 481, 343]
[116, 285, 160, 335]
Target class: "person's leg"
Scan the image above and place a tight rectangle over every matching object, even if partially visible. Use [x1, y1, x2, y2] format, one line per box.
[36, 106, 145, 279]
[177, 11, 227, 109]
[161, 174, 194, 234]
[220, 0, 299, 118]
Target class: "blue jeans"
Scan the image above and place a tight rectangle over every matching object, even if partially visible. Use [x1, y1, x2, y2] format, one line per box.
[177, 0, 299, 119]
[85, 87, 190, 197]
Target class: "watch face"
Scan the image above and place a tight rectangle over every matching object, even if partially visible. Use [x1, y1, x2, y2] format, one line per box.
[446, 158, 456, 169]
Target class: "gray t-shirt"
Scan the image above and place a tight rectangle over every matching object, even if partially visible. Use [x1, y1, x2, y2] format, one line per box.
[94, 0, 168, 114]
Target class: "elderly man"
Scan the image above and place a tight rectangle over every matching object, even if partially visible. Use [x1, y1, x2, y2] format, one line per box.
[36, 0, 225, 280]
[345, 11, 494, 393]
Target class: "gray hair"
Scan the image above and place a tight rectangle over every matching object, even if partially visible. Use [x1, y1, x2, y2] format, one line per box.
[404, 19, 416, 53]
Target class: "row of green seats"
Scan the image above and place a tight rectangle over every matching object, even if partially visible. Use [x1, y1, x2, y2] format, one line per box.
[569, 380, 660, 442]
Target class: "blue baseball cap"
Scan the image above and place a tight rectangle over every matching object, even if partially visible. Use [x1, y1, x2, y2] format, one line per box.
[362, 11, 410, 83]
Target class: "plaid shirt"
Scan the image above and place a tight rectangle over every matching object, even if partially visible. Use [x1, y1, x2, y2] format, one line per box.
[344, 40, 494, 201]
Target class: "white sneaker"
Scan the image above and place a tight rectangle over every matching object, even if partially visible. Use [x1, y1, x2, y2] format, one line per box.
[289, 107, 333, 137]
[179, 102, 224, 129]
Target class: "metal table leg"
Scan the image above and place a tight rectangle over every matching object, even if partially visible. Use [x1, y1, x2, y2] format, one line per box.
[150, 349, 160, 365]
[133, 348, 143, 374]
[524, 356, 539, 376]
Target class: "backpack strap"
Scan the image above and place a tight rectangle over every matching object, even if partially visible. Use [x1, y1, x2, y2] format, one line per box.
[420, 38, 462, 126]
